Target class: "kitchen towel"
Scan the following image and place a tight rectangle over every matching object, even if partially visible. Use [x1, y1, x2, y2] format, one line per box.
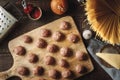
[87, 39, 120, 80]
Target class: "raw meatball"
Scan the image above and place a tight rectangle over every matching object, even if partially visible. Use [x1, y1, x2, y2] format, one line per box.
[40, 29, 51, 37]
[60, 21, 71, 30]
[33, 66, 44, 75]
[52, 31, 65, 41]
[36, 38, 47, 48]
[17, 66, 30, 76]
[23, 35, 32, 43]
[59, 59, 69, 68]
[76, 51, 88, 61]
[76, 65, 87, 74]
[60, 47, 73, 57]
[47, 44, 59, 53]
[48, 69, 61, 79]
[44, 56, 56, 65]
[13, 46, 26, 56]
[68, 34, 79, 43]
[28, 53, 38, 63]
[62, 69, 72, 78]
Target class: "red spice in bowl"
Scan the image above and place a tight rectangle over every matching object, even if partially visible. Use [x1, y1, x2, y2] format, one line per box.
[28, 7, 42, 20]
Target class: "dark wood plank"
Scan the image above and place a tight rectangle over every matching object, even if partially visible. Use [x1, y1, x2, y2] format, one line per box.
[0, 54, 13, 72]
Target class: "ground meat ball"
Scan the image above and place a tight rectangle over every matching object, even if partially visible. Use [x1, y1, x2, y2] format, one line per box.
[76, 65, 87, 74]
[40, 29, 51, 37]
[60, 47, 73, 57]
[13, 46, 26, 56]
[47, 44, 59, 53]
[33, 66, 44, 76]
[60, 21, 71, 30]
[17, 66, 30, 76]
[76, 51, 88, 61]
[52, 31, 65, 41]
[23, 35, 32, 43]
[62, 69, 72, 78]
[59, 59, 69, 68]
[44, 56, 56, 65]
[36, 38, 47, 48]
[48, 69, 61, 79]
[28, 53, 38, 63]
[68, 34, 79, 43]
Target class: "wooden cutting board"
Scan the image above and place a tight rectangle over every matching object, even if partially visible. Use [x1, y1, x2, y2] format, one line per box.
[0, 16, 94, 80]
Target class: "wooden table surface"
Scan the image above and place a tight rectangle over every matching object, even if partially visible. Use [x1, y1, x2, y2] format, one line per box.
[0, 0, 113, 80]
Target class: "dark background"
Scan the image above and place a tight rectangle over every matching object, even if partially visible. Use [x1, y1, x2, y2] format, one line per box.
[0, 0, 112, 80]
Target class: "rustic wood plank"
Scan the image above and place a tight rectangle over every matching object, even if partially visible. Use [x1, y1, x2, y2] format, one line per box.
[0, 54, 13, 72]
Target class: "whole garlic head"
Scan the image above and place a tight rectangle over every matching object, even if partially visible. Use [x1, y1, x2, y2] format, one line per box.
[82, 30, 92, 40]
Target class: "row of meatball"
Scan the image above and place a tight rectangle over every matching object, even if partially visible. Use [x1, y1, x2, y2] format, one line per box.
[17, 63, 88, 80]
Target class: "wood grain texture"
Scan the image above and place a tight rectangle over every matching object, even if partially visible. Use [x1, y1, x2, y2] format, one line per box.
[7, 16, 94, 80]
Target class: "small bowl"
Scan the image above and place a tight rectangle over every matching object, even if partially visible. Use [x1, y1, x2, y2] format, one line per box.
[27, 7, 42, 20]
